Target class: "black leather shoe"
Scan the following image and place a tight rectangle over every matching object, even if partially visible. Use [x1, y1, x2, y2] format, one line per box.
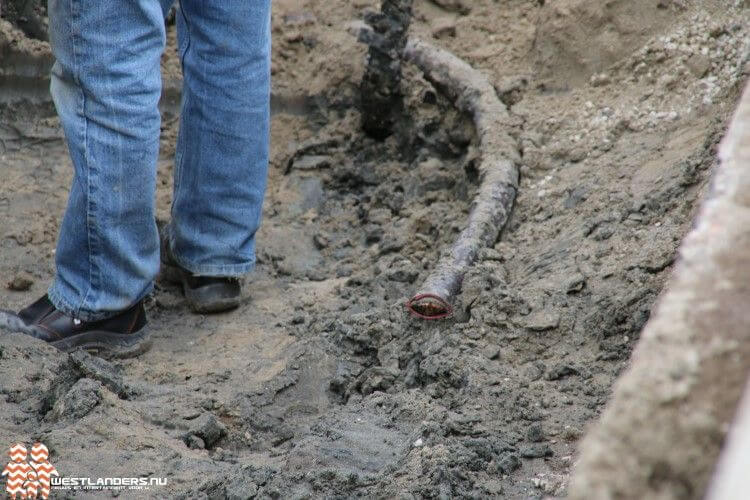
[0, 295, 150, 358]
[160, 236, 241, 314]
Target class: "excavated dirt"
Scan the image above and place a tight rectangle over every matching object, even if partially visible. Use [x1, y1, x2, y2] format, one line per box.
[0, 0, 748, 498]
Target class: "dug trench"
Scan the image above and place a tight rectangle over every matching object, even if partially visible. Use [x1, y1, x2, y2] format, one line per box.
[1, 1, 748, 498]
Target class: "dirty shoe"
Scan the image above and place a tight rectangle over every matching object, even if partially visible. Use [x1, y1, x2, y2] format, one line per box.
[160, 235, 241, 314]
[0, 295, 150, 358]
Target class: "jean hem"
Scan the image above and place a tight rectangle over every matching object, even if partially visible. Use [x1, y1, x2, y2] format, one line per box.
[170, 251, 256, 277]
[47, 281, 153, 322]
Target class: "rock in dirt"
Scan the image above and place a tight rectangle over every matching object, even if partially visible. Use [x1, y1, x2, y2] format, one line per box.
[313, 232, 330, 249]
[6, 272, 33, 291]
[589, 72, 611, 87]
[428, 0, 470, 15]
[520, 444, 553, 459]
[565, 272, 586, 293]
[282, 11, 317, 27]
[357, 366, 399, 395]
[46, 378, 103, 422]
[385, 260, 419, 283]
[482, 345, 501, 360]
[686, 53, 712, 78]
[184, 434, 205, 450]
[431, 17, 457, 39]
[291, 154, 332, 171]
[522, 311, 560, 331]
[416, 158, 455, 192]
[69, 350, 129, 398]
[526, 423, 546, 442]
[286, 176, 325, 216]
[185, 413, 227, 449]
[496, 453, 521, 474]
[546, 364, 579, 381]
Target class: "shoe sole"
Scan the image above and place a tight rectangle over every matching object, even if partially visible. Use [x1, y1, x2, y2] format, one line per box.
[50, 327, 152, 360]
[160, 262, 240, 314]
[0, 310, 151, 360]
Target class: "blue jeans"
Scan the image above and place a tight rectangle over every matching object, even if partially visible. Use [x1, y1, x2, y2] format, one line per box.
[46, 0, 271, 320]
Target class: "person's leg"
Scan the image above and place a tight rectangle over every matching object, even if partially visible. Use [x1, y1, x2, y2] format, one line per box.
[47, 0, 168, 320]
[0, 0, 176, 355]
[167, 0, 271, 279]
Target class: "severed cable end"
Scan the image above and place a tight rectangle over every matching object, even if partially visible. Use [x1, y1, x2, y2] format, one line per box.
[406, 293, 453, 320]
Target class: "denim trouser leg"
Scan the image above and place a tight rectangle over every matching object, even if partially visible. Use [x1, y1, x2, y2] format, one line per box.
[47, 0, 270, 320]
[168, 1, 271, 277]
[47, 0, 167, 321]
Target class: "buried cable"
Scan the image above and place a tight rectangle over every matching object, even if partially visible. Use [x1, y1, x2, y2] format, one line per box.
[402, 38, 520, 319]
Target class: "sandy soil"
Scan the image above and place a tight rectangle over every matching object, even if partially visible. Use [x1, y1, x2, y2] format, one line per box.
[0, 0, 748, 498]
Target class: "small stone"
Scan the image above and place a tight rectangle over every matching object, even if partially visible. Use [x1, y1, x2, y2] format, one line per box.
[429, 0, 471, 14]
[7, 273, 33, 291]
[417, 158, 454, 192]
[184, 434, 205, 450]
[526, 423, 545, 442]
[562, 426, 582, 441]
[686, 54, 711, 78]
[563, 187, 588, 208]
[482, 345, 500, 360]
[367, 208, 393, 226]
[431, 17, 456, 39]
[284, 31, 304, 43]
[708, 24, 726, 38]
[478, 248, 503, 261]
[520, 444, 553, 459]
[496, 454, 521, 474]
[523, 311, 560, 331]
[627, 212, 644, 222]
[591, 224, 615, 241]
[589, 73, 611, 87]
[567, 147, 587, 163]
[413, 438, 423, 447]
[546, 364, 579, 381]
[286, 176, 325, 216]
[365, 227, 384, 244]
[359, 366, 398, 395]
[335, 265, 353, 278]
[305, 269, 327, 281]
[313, 232, 330, 249]
[565, 272, 586, 293]
[69, 350, 128, 398]
[523, 363, 544, 383]
[292, 155, 332, 171]
[386, 265, 418, 283]
[188, 413, 227, 449]
[272, 426, 294, 447]
[46, 378, 102, 422]
[282, 11, 316, 27]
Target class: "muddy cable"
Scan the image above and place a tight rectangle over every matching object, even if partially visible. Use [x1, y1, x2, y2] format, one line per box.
[403, 38, 520, 319]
